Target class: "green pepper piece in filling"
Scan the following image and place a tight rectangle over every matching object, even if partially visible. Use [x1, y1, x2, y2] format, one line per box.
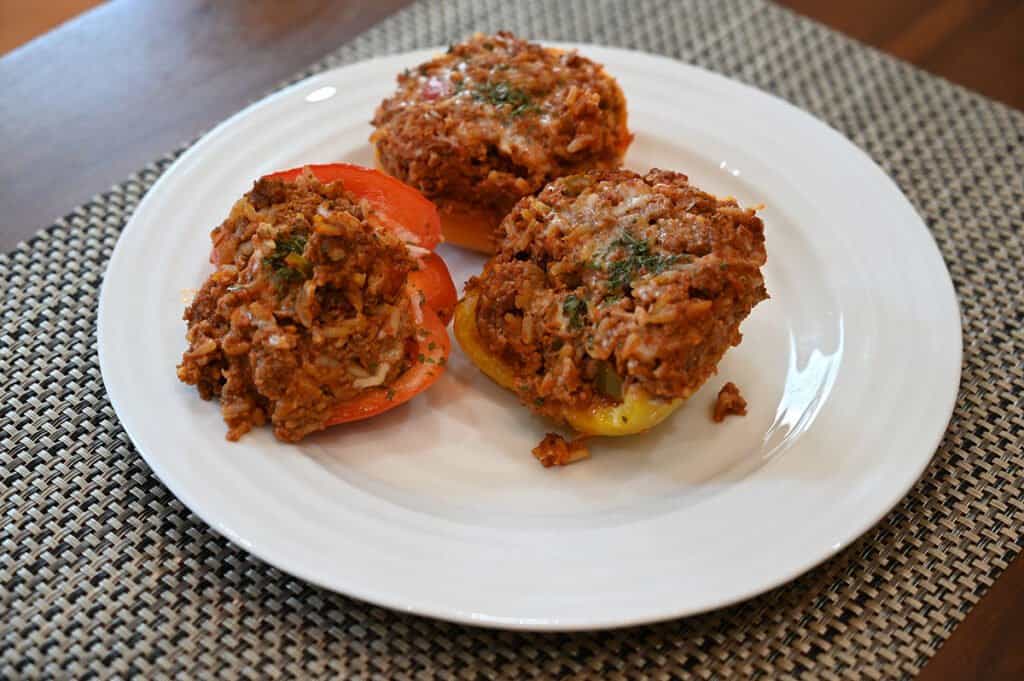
[595, 361, 624, 400]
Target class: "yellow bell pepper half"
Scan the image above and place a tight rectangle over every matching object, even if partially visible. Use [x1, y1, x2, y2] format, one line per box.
[453, 291, 686, 436]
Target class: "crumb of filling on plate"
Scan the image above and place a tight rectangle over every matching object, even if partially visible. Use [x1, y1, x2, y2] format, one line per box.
[712, 382, 747, 422]
[532, 433, 591, 467]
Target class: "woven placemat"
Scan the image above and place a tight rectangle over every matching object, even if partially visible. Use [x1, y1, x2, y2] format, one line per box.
[3, 0, 1022, 678]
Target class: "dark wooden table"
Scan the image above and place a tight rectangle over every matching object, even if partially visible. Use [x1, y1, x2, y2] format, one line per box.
[1, 1, 1020, 677]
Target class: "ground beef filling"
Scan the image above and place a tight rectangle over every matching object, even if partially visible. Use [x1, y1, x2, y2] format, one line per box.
[532, 434, 591, 467]
[713, 382, 748, 422]
[371, 31, 631, 218]
[465, 169, 768, 421]
[177, 172, 417, 442]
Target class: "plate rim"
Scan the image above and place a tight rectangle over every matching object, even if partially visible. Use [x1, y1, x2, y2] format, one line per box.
[97, 43, 963, 630]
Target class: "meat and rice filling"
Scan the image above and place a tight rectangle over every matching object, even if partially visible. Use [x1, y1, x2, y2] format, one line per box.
[371, 31, 631, 219]
[177, 172, 418, 442]
[464, 169, 768, 420]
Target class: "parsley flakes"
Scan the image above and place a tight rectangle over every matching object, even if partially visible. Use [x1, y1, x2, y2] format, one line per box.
[562, 294, 587, 330]
[472, 81, 540, 117]
[598, 230, 681, 293]
[264, 234, 311, 292]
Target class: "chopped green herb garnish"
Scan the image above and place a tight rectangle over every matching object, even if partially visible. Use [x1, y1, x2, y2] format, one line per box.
[417, 353, 426, 363]
[265, 235, 307, 267]
[473, 81, 539, 117]
[386, 388, 396, 401]
[265, 234, 311, 292]
[607, 259, 635, 292]
[270, 266, 306, 292]
[562, 294, 586, 330]
[610, 229, 645, 251]
[427, 341, 437, 351]
[600, 230, 680, 293]
[534, 397, 545, 406]
[601, 294, 623, 307]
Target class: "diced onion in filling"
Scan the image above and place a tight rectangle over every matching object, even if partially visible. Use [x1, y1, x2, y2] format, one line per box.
[352, 362, 390, 388]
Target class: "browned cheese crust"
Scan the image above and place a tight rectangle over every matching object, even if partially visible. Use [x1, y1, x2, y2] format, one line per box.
[712, 382, 747, 422]
[464, 169, 768, 420]
[176, 172, 416, 442]
[371, 31, 631, 243]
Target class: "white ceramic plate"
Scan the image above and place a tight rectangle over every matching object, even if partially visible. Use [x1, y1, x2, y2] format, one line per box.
[98, 45, 961, 630]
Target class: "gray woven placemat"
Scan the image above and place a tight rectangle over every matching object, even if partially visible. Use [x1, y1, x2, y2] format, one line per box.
[3, 0, 1022, 678]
